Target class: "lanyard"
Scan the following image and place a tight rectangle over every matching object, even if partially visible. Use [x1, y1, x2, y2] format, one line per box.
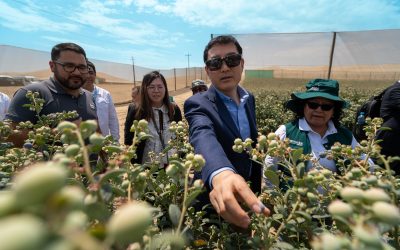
[151, 109, 166, 150]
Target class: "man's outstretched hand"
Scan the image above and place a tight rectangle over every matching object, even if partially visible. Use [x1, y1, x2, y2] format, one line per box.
[209, 170, 270, 228]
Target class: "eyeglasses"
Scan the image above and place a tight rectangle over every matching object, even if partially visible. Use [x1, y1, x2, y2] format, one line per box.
[147, 85, 165, 92]
[205, 53, 242, 71]
[307, 102, 334, 111]
[54, 61, 89, 74]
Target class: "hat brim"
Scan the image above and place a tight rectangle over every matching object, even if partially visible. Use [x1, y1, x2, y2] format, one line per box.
[286, 92, 349, 112]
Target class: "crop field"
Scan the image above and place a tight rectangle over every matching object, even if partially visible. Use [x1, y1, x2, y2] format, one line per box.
[0, 77, 399, 249]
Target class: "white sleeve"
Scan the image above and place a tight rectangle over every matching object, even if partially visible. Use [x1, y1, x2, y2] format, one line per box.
[107, 92, 120, 141]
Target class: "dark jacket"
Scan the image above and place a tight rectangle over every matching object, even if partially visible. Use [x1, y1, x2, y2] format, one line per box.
[124, 103, 182, 163]
[184, 85, 261, 208]
[377, 81, 400, 174]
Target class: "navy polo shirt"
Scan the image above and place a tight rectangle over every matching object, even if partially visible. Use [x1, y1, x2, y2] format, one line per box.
[6, 77, 97, 124]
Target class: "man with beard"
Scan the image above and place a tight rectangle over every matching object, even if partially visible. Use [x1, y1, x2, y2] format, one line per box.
[6, 43, 97, 147]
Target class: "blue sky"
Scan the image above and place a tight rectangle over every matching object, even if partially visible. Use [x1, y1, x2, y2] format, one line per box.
[0, 0, 399, 69]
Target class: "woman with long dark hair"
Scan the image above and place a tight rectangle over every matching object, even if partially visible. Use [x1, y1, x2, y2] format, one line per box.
[124, 71, 182, 165]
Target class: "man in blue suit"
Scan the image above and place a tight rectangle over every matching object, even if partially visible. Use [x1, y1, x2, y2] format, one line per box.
[184, 35, 270, 229]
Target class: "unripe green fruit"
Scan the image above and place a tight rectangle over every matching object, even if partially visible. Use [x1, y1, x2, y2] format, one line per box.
[307, 192, 318, 202]
[328, 200, 353, 217]
[104, 145, 123, 154]
[57, 121, 77, 131]
[372, 202, 400, 225]
[267, 132, 276, 140]
[138, 119, 148, 129]
[137, 172, 148, 181]
[89, 133, 105, 146]
[319, 233, 342, 250]
[62, 211, 88, 232]
[353, 225, 382, 247]
[166, 164, 179, 177]
[340, 187, 364, 202]
[193, 154, 205, 169]
[321, 169, 333, 178]
[57, 186, 86, 210]
[186, 153, 195, 161]
[121, 180, 130, 189]
[65, 144, 80, 157]
[363, 188, 391, 203]
[269, 140, 278, 148]
[234, 138, 242, 146]
[107, 202, 153, 244]
[184, 161, 192, 169]
[193, 179, 203, 189]
[350, 168, 362, 178]
[362, 175, 378, 185]
[236, 145, 243, 153]
[244, 138, 253, 144]
[0, 192, 17, 217]
[258, 135, 267, 144]
[80, 120, 98, 132]
[0, 214, 47, 250]
[14, 163, 68, 207]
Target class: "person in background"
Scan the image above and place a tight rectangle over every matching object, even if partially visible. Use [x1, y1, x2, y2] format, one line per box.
[376, 80, 400, 175]
[264, 79, 372, 185]
[184, 35, 270, 229]
[6, 43, 97, 147]
[131, 85, 141, 104]
[82, 61, 119, 142]
[0, 92, 10, 121]
[191, 79, 208, 95]
[124, 71, 182, 165]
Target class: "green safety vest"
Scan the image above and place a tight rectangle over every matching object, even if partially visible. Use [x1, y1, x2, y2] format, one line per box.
[285, 120, 353, 155]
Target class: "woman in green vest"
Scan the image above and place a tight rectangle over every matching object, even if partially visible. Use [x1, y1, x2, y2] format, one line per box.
[264, 79, 365, 180]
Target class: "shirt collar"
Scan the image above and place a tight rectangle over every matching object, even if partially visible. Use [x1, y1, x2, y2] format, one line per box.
[152, 104, 168, 113]
[214, 85, 249, 104]
[298, 117, 337, 136]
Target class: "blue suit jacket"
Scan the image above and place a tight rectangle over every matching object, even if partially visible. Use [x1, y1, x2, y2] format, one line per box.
[184, 85, 261, 198]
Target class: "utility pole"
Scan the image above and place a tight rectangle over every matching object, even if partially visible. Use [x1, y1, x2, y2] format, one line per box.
[131, 56, 136, 86]
[185, 53, 191, 87]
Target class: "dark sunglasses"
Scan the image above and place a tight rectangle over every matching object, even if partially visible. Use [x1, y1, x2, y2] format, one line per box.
[205, 54, 242, 71]
[307, 102, 334, 111]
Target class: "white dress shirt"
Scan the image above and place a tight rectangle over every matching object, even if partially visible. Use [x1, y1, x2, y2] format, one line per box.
[92, 86, 120, 141]
[0, 92, 10, 121]
[142, 105, 176, 165]
[265, 118, 365, 173]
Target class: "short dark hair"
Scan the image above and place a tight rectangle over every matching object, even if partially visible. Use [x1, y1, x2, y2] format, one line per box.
[203, 35, 242, 62]
[51, 43, 87, 61]
[87, 61, 96, 74]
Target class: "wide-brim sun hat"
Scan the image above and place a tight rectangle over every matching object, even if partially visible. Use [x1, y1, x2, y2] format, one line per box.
[286, 79, 350, 112]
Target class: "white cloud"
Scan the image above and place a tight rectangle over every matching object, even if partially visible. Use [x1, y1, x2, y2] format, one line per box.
[0, 1, 79, 32]
[134, 0, 172, 14]
[138, 0, 400, 33]
[75, 0, 183, 48]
